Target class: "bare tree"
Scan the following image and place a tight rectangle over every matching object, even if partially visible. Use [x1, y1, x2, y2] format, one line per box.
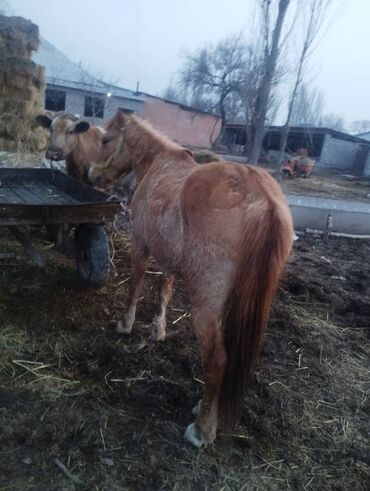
[243, 48, 286, 156]
[275, 0, 333, 179]
[162, 84, 180, 102]
[350, 120, 370, 135]
[290, 83, 325, 126]
[66, 61, 129, 126]
[162, 83, 188, 105]
[321, 113, 345, 131]
[247, 0, 291, 164]
[179, 34, 248, 134]
[0, 0, 13, 15]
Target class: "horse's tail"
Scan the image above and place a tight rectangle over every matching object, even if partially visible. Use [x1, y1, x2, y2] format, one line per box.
[219, 201, 293, 428]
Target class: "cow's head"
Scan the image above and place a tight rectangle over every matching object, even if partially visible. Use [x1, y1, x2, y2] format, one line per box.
[36, 113, 90, 161]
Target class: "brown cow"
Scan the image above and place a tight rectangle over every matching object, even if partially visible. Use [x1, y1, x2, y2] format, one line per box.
[36, 112, 105, 182]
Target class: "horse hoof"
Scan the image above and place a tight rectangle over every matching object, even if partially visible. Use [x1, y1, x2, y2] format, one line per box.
[151, 333, 166, 342]
[116, 321, 132, 334]
[151, 316, 166, 341]
[192, 400, 202, 415]
[183, 423, 204, 448]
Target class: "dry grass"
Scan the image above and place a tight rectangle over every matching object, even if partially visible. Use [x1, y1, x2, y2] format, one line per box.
[0, 14, 39, 57]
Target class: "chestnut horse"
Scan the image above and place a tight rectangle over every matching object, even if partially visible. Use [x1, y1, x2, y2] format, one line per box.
[89, 111, 293, 447]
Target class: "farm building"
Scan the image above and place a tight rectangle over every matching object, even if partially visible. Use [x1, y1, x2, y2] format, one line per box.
[356, 130, 370, 141]
[32, 38, 144, 122]
[221, 124, 370, 176]
[32, 38, 221, 149]
[141, 94, 221, 148]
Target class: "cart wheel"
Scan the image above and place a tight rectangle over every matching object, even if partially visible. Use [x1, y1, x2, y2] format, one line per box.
[46, 224, 71, 251]
[75, 225, 110, 288]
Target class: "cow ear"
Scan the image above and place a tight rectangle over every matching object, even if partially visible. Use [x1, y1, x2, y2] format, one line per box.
[74, 121, 90, 134]
[116, 110, 127, 126]
[36, 114, 52, 129]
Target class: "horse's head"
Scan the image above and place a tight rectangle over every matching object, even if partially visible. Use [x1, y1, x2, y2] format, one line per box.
[36, 112, 90, 161]
[89, 111, 132, 187]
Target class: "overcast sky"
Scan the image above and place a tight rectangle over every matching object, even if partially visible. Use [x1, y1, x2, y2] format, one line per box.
[4, 0, 370, 126]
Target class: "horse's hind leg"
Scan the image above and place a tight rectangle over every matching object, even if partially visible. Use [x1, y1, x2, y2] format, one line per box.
[116, 245, 148, 334]
[184, 310, 227, 447]
[152, 273, 174, 341]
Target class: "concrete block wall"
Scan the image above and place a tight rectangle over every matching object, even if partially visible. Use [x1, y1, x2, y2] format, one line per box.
[46, 85, 143, 125]
[363, 151, 370, 177]
[318, 134, 360, 171]
[288, 195, 370, 235]
[63, 87, 84, 117]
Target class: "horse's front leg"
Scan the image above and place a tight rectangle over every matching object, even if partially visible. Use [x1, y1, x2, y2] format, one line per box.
[184, 311, 227, 447]
[152, 273, 174, 341]
[116, 245, 148, 334]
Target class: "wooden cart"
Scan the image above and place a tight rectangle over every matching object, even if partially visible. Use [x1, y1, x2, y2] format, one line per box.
[0, 168, 121, 288]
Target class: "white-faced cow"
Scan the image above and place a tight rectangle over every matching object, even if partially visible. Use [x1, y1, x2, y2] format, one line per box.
[36, 112, 105, 182]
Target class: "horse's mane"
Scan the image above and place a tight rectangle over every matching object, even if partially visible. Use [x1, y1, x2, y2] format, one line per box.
[109, 113, 184, 153]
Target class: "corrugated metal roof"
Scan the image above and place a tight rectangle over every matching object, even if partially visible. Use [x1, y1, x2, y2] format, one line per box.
[356, 131, 370, 141]
[225, 124, 370, 145]
[32, 38, 143, 102]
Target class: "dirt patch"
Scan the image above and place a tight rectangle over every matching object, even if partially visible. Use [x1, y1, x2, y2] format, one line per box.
[0, 228, 369, 490]
[216, 156, 370, 203]
[280, 173, 370, 203]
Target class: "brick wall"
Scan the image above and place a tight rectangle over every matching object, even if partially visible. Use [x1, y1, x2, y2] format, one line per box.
[142, 96, 221, 149]
[318, 134, 360, 171]
[104, 95, 143, 121]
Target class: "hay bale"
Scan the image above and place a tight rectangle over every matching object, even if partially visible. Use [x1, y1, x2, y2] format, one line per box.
[0, 82, 41, 101]
[0, 57, 44, 99]
[0, 15, 45, 153]
[0, 98, 37, 115]
[0, 56, 44, 81]
[0, 126, 47, 153]
[0, 119, 24, 138]
[0, 15, 39, 58]
[0, 112, 48, 151]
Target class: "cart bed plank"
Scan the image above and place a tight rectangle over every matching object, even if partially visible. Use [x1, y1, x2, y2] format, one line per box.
[0, 168, 120, 226]
[1, 182, 79, 206]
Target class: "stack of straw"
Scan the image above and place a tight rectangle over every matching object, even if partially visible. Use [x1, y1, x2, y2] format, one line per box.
[0, 15, 47, 152]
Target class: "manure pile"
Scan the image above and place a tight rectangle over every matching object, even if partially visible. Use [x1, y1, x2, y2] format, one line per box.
[0, 15, 46, 153]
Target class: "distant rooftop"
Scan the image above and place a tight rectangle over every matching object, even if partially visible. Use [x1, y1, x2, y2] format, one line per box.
[32, 38, 143, 102]
[138, 91, 219, 118]
[355, 131, 370, 141]
[225, 123, 370, 145]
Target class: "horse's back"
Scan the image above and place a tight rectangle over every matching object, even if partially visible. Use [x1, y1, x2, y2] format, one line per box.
[181, 162, 290, 237]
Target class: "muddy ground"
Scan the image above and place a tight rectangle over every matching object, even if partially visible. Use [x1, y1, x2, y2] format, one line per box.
[280, 174, 370, 203]
[0, 227, 369, 490]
